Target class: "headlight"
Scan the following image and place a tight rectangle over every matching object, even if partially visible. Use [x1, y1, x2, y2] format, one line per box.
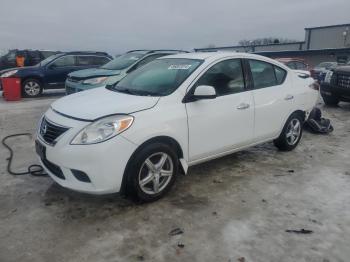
[1, 69, 18, 78]
[71, 115, 134, 145]
[82, 77, 108, 85]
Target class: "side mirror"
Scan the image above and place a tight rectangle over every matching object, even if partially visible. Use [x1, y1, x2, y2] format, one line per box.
[184, 85, 216, 102]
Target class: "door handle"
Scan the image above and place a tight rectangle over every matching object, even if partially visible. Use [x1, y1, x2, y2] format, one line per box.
[237, 103, 250, 110]
[285, 94, 294, 101]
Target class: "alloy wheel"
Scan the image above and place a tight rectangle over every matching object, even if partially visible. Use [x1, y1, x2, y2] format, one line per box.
[138, 152, 174, 195]
[24, 81, 41, 96]
[286, 118, 301, 145]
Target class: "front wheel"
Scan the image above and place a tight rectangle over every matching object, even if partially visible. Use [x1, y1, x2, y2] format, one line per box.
[22, 79, 43, 97]
[274, 114, 303, 151]
[126, 143, 179, 202]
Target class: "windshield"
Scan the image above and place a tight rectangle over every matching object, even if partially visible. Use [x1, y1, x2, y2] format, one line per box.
[38, 54, 61, 66]
[110, 58, 203, 96]
[101, 52, 145, 70]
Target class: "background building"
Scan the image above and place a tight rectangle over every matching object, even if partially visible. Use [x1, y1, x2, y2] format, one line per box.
[195, 23, 350, 66]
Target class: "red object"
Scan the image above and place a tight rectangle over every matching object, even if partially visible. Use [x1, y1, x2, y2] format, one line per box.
[1, 77, 22, 101]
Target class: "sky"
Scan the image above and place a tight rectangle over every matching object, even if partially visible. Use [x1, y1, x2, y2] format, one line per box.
[0, 0, 349, 55]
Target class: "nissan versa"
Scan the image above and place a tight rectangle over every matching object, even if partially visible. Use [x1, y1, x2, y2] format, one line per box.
[36, 52, 319, 202]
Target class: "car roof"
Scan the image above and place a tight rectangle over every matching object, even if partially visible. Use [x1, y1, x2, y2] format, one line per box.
[160, 51, 272, 61]
[275, 58, 306, 63]
[61, 51, 111, 56]
[127, 49, 188, 55]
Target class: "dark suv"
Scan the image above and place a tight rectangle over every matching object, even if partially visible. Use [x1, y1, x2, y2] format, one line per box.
[0, 49, 60, 70]
[321, 64, 350, 106]
[0, 51, 112, 97]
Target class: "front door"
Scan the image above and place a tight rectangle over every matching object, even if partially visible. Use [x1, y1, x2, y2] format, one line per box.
[186, 59, 254, 162]
[44, 55, 78, 88]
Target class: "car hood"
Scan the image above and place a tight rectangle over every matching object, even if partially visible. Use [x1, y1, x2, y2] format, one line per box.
[0, 66, 40, 76]
[69, 68, 121, 79]
[51, 87, 160, 121]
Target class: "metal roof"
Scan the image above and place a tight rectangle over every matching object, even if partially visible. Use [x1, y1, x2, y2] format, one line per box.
[255, 47, 350, 57]
[305, 23, 350, 30]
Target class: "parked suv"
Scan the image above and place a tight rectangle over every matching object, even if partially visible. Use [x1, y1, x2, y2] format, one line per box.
[0, 51, 112, 97]
[65, 50, 187, 94]
[312, 62, 338, 82]
[0, 49, 60, 70]
[321, 64, 350, 105]
[36, 52, 318, 202]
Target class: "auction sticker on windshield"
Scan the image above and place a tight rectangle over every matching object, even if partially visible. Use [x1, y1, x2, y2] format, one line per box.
[168, 65, 192, 70]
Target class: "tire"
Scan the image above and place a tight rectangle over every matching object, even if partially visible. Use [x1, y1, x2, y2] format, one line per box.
[322, 94, 339, 106]
[125, 142, 179, 202]
[22, 78, 43, 97]
[274, 113, 303, 151]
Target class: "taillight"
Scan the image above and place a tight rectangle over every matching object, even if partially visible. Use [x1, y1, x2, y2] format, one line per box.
[309, 81, 320, 90]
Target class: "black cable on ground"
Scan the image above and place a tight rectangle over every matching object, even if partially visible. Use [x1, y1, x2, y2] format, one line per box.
[2, 133, 47, 177]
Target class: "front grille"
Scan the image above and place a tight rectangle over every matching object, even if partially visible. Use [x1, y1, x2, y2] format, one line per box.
[40, 117, 69, 145]
[42, 158, 65, 179]
[337, 74, 350, 89]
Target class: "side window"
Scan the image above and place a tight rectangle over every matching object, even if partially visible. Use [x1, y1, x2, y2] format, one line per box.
[93, 56, 110, 65]
[287, 62, 297, 70]
[249, 60, 277, 89]
[295, 62, 307, 70]
[41, 51, 58, 59]
[5, 51, 16, 62]
[274, 66, 287, 85]
[51, 56, 75, 67]
[76, 56, 95, 66]
[195, 59, 245, 96]
[28, 51, 41, 65]
[134, 54, 165, 69]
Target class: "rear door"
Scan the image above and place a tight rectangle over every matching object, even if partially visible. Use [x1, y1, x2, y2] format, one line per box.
[186, 58, 254, 162]
[44, 55, 78, 88]
[247, 59, 293, 141]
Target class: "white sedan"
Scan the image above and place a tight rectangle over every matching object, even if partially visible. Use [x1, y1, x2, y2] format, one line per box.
[36, 52, 319, 202]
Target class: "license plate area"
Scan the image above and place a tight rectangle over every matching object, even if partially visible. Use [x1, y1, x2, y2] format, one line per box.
[35, 140, 46, 160]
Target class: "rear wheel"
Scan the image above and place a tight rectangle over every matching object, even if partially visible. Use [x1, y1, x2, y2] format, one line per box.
[126, 143, 179, 202]
[274, 113, 303, 151]
[322, 94, 339, 106]
[22, 79, 43, 97]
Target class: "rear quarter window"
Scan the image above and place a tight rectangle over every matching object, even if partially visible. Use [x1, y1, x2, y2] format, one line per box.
[249, 59, 287, 88]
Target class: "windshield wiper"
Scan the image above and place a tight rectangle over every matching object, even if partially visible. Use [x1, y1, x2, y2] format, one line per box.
[114, 87, 139, 95]
[106, 85, 160, 96]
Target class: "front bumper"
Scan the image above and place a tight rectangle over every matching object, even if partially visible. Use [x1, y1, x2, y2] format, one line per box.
[320, 83, 350, 102]
[36, 108, 137, 194]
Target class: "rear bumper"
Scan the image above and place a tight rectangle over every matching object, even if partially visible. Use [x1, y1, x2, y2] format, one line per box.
[320, 83, 350, 102]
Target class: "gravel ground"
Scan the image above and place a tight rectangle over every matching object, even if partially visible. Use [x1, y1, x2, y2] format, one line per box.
[0, 94, 350, 262]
